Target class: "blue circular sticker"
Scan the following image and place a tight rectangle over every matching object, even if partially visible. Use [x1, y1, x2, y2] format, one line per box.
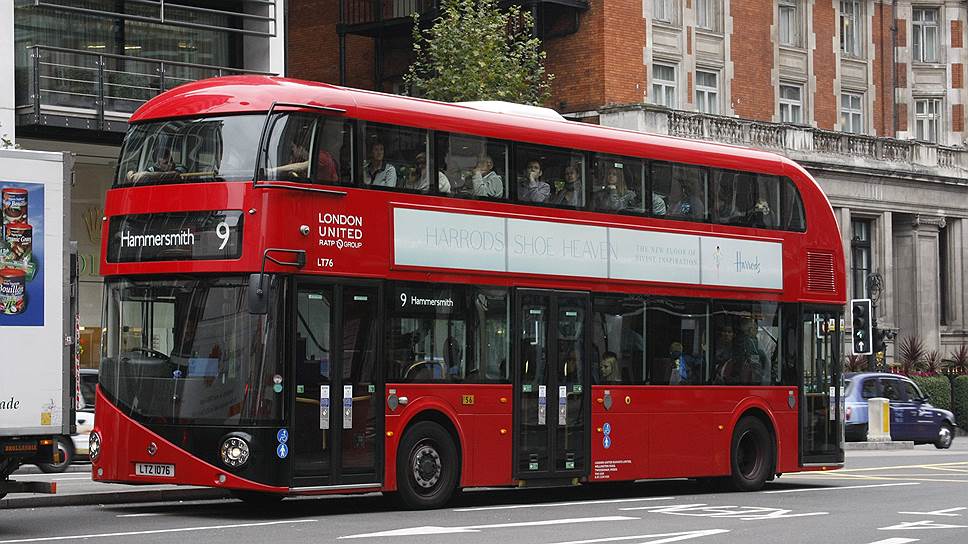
[276, 443, 289, 459]
[276, 428, 289, 444]
[603, 435, 612, 449]
[603, 422, 611, 436]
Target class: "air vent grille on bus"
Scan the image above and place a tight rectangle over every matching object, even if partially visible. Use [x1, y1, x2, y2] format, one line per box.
[806, 251, 836, 293]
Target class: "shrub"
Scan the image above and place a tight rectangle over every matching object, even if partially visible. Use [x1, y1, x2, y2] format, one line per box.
[845, 355, 869, 372]
[954, 376, 968, 432]
[923, 350, 943, 375]
[896, 336, 926, 375]
[910, 375, 952, 411]
[948, 345, 968, 375]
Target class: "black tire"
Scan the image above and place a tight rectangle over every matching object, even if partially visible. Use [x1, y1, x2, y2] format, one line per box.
[231, 490, 285, 505]
[728, 417, 774, 492]
[934, 422, 954, 449]
[37, 436, 74, 474]
[396, 421, 459, 509]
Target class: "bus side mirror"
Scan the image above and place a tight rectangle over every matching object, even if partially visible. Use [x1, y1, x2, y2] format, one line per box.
[247, 273, 269, 315]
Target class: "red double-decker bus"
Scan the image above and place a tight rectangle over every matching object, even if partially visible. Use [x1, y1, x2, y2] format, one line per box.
[92, 76, 846, 508]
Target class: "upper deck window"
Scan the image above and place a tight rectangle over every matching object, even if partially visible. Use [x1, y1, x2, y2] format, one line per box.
[117, 115, 264, 187]
[262, 112, 353, 184]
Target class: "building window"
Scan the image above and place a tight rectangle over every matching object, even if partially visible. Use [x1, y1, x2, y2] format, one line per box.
[912, 8, 940, 63]
[778, 0, 802, 47]
[779, 84, 803, 123]
[696, 0, 722, 32]
[914, 98, 942, 143]
[840, 0, 863, 57]
[655, 0, 675, 24]
[841, 92, 864, 133]
[652, 64, 677, 108]
[695, 70, 719, 114]
[851, 219, 872, 300]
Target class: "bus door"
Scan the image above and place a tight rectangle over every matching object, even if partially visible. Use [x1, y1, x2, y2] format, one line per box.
[291, 280, 382, 488]
[514, 290, 590, 481]
[800, 309, 845, 465]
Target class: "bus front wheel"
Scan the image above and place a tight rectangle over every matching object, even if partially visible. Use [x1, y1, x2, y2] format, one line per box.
[396, 421, 458, 509]
[728, 416, 774, 492]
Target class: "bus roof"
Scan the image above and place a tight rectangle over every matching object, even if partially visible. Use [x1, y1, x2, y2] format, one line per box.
[131, 76, 801, 175]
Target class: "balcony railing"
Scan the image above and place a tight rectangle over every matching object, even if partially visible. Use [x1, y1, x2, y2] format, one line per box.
[340, 1, 438, 27]
[16, 46, 271, 133]
[600, 104, 968, 180]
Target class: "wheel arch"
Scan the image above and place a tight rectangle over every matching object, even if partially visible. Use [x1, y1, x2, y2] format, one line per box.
[388, 401, 467, 490]
[729, 401, 779, 478]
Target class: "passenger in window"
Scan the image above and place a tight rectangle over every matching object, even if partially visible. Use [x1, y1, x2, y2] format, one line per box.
[735, 318, 765, 383]
[715, 182, 742, 223]
[444, 335, 462, 379]
[652, 192, 668, 215]
[598, 351, 620, 383]
[363, 140, 397, 187]
[593, 167, 637, 211]
[550, 164, 583, 207]
[669, 341, 700, 385]
[406, 152, 450, 193]
[747, 197, 773, 228]
[670, 179, 704, 218]
[712, 323, 737, 384]
[517, 159, 552, 203]
[127, 148, 186, 183]
[468, 155, 504, 198]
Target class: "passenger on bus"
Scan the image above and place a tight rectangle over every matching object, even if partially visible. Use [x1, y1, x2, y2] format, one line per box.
[469, 155, 504, 198]
[668, 341, 700, 384]
[670, 179, 704, 218]
[363, 140, 397, 187]
[598, 351, 620, 383]
[652, 192, 668, 215]
[593, 167, 637, 211]
[734, 317, 764, 383]
[406, 151, 451, 193]
[127, 148, 186, 183]
[517, 159, 552, 202]
[712, 323, 737, 384]
[550, 164, 583, 207]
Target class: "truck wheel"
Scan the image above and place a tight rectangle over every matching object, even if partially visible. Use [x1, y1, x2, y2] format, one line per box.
[37, 436, 74, 474]
[934, 422, 954, 449]
[728, 417, 774, 492]
[396, 421, 458, 509]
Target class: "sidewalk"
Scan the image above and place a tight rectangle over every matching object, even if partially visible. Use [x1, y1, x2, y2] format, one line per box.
[1, 465, 230, 509]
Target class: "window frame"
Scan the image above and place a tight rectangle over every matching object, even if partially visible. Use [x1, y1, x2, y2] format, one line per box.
[779, 83, 804, 124]
[778, 0, 802, 47]
[695, 0, 722, 32]
[652, 63, 678, 108]
[914, 97, 942, 143]
[695, 69, 720, 114]
[839, 0, 864, 58]
[840, 92, 865, 134]
[912, 7, 941, 64]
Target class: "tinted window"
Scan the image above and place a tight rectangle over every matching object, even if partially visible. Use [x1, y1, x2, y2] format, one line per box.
[515, 145, 586, 207]
[711, 170, 781, 229]
[361, 122, 428, 191]
[117, 115, 264, 186]
[861, 378, 878, 399]
[646, 298, 708, 385]
[591, 155, 644, 214]
[387, 283, 509, 383]
[653, 163, 707, 221]
[436, 133, 508, 199]
[261, 113, 352, 184]
[592, 295, 646, 385]
[901, 379, 921, 401]
[710, 301, 780, 385]
[880, 378, 903, 401]
[781, 177, 806, 231]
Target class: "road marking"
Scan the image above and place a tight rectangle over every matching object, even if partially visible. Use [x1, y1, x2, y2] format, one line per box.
[897, 507, 966, 517]
[339, 516, 638, 538]
[880, 520, 968, 530]
[785, 473, 968, 484]
[115, 513, 163, 518]
[619, 504, 827, 520]
[454, 496, 675, 511]
[866, 539, 919, 544]
[0, 520, 318, 543]
[818, 462, 968, 473]
[764, 482, 919, 493]
[548, 529, 731, 544]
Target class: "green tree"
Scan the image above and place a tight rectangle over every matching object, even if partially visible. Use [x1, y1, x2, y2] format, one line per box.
[404, 0, 553, 105]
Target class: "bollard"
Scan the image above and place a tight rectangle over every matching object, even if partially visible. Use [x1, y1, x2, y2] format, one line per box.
[867, 397, 891, 441]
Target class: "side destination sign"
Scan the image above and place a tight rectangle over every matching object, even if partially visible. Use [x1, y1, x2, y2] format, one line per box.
[393, 207, 782, 290]
[106, 210, 243, 263]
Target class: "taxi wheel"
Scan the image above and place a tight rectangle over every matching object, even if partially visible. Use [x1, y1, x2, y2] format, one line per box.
[935, 422, 954, 449]
[396, 421, 458, 509]
[728, 416, 774, 492]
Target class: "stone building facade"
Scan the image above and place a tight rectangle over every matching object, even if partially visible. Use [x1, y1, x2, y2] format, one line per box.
[293, 1, 968, 356]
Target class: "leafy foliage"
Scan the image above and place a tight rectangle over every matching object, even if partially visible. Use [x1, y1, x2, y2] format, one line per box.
[910, 375, 952, 411]
[948, 344, 968, 375]
[923, 350, 943, 375]
[404, 0, 553, 105]
[896, 335, 926, 375]
[845, 354, 869, 372]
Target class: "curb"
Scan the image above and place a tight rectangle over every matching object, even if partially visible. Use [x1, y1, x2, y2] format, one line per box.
[0, 488, 232, 509]
[844, 441, 915, 450]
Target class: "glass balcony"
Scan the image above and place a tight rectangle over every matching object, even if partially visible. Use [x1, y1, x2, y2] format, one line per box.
[15, 45, 271, 134]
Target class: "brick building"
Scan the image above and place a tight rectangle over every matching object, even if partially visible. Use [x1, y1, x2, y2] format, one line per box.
[289, 0, 968, 359]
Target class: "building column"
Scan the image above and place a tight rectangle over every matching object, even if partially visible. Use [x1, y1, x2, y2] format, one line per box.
[892, 213, 946, 350]
[0, 0, 14, 142]
[947, 218, 966, 331]
[876, 211, 894, 329]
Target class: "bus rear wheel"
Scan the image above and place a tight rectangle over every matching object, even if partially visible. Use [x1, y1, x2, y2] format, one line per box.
[728, 416, 774, 492]
[396, 421, 458, 509]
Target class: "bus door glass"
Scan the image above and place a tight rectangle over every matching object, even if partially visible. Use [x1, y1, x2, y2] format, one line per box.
[292, 281, 381, 486]
[515, 290, 589, 479]
[800, 310, 845, 465]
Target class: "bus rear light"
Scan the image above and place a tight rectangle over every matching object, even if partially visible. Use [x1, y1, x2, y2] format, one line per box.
[220, 435, 250, 468]
[89, 431, 101, 461]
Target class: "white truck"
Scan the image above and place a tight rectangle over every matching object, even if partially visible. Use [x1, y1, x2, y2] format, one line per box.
[0, 148, 75, 499]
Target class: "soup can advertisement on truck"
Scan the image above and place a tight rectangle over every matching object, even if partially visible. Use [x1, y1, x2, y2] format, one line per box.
[1, 182, 45, 323]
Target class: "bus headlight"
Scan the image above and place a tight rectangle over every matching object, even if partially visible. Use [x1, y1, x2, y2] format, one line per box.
[89, 431, 101, 462]
[220, 436, 250, 468]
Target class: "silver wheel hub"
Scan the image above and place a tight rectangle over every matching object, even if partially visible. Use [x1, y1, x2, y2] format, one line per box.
[939, 426, 952, 445]
[412, 444, 441, 489]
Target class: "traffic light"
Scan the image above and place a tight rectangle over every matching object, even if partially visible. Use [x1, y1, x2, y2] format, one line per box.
[851, 298, 873, 355]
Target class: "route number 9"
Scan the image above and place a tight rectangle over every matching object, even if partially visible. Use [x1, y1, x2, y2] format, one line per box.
[216, 221, 230, 250]
[400, 293, 407, 307]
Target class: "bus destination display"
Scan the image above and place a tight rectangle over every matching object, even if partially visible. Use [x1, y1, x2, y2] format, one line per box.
[106, 210, 243, 262]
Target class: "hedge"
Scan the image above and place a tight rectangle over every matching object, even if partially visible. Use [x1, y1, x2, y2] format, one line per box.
[910, 375, 952, 411]
[953, 376, 968, 432]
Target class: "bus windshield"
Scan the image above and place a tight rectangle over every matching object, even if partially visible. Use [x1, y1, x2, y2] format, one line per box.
[116, 115, 264, 187]
[99, 276, 283, 425]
